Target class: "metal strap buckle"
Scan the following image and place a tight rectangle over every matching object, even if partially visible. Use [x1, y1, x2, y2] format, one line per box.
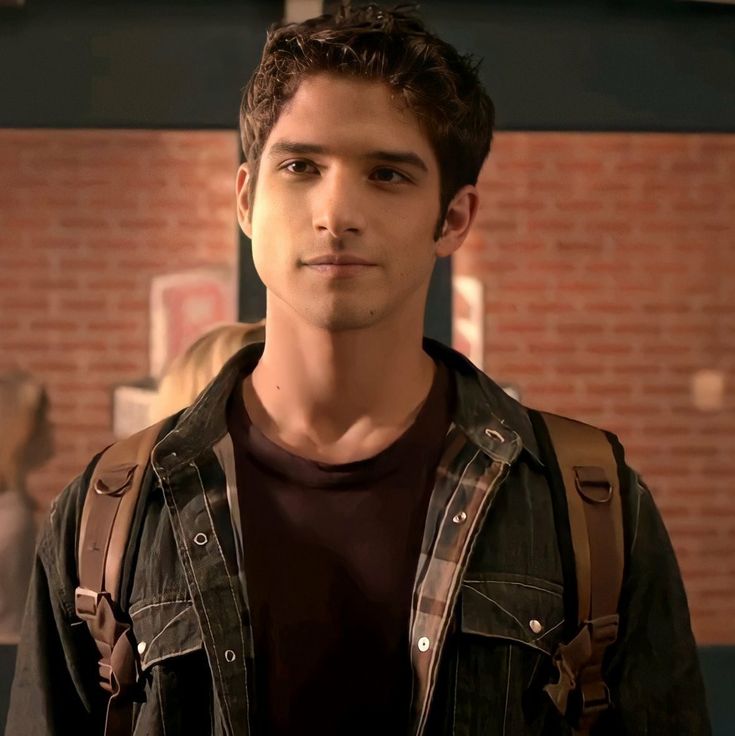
[580, 680, 612, 722]
[587, 614, 619, 647]
[74, 586, 111, 619]
[98, 661, 114, 694]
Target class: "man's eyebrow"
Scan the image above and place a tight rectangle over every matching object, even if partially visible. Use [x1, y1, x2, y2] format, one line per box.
[267, 140, 428, 172]
[267, 141, 327, 158]
[367, 149, 428, 173]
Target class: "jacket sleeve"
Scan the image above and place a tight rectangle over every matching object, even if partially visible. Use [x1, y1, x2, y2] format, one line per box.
[596, 468, 711, 735]
[6, 467, 107, 736]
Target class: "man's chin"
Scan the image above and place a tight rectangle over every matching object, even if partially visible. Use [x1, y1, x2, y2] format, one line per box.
[304, 306, 385, 333]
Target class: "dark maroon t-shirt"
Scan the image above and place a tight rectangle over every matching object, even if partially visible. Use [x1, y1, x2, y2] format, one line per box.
[226, 362, 453, 736]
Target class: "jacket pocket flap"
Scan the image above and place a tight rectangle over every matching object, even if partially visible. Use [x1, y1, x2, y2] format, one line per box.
[460, 575, 565, 655]
[129, 598, 203, 670]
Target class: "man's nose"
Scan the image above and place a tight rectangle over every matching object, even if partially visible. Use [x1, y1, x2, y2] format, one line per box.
[312, 169, 366, 238]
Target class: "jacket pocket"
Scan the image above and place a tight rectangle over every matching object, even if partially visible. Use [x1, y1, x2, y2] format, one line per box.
[452, 574, 569, 736]
[130, 598, 203, 670]
[129, 598, 213, 736]
[460, 574, 565, 655]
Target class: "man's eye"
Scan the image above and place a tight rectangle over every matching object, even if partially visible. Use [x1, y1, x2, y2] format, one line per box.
[284, 160, 317, 175]
[371, 168, 408, 184]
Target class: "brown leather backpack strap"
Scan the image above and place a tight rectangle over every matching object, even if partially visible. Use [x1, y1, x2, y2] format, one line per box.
[539, 412, 625, 735]
[76, 419, 168, 736]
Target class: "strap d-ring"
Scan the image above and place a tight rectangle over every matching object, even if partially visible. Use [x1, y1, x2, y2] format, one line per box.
[573, 466, 612, 504]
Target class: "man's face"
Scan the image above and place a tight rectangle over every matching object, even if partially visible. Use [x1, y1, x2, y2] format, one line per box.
[237, 73, 469, 332]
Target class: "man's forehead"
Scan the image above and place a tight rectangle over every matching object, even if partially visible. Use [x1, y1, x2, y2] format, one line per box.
[264, 73, 436, 164]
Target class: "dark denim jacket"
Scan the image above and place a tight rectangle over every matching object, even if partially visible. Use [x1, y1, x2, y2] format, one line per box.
[7, 340, 710, 736]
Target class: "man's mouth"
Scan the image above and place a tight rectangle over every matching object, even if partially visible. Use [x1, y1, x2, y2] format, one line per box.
[301, 254, 379, 277]
[303, 254, 377, 266]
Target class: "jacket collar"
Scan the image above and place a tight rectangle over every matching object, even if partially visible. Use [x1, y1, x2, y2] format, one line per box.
[152, 338, 543, 474]
[422, 338, 543, 467]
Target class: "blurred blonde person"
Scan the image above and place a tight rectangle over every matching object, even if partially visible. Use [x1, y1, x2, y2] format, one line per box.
[151, 321, 265, 421]
[0, 372, 53, 644]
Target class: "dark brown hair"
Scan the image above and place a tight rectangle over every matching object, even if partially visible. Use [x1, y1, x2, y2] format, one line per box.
[239, 3, 495, 237]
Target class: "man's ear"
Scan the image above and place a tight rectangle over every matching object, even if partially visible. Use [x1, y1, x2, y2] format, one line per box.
[434, 184, 479, 258]
[236, 163, 253, 239]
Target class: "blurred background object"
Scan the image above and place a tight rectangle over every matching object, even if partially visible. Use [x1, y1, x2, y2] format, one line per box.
[150, 320, 265, 422]
[0, 371, 52, 726]
[112, 267, 239, 438]
[0, 371, 52, 642]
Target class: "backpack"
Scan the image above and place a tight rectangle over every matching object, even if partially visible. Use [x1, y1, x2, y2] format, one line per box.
[75, 411, 624, 736]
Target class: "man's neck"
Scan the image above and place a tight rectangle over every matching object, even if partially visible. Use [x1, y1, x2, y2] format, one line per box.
[242, 308, 436, 464]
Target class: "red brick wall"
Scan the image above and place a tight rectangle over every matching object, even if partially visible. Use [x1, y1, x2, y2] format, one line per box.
[0, 130, 238, 508]
[2, 129, 732, 644]
[454, 133, 735, 644]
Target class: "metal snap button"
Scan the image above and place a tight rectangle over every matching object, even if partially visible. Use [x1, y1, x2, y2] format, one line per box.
[224, 649, 236, 663]
[137, 641, 147, 655]
[193, 532, 208, 546]
[484, 428, 505, 443]
[417, 636, 431, 652]
[529, 619, 544, 635]
[452, 511, 467, 524]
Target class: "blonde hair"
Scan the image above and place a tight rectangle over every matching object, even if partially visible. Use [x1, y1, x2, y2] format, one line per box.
[0, 371, 51, 494]
[150, 321, 265, 421]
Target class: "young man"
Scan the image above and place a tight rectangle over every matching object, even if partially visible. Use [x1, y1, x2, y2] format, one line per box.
[8, 5, 710, 736]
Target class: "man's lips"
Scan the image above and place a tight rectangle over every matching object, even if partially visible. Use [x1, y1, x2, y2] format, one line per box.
[301, 255, 379, 279]
[302, 254, 377, 266]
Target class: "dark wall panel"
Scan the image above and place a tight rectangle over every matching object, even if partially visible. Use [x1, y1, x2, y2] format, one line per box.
[2, 1, 733, 131]
[0, 1, 275, 129]
[419, 0, 735, 133]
